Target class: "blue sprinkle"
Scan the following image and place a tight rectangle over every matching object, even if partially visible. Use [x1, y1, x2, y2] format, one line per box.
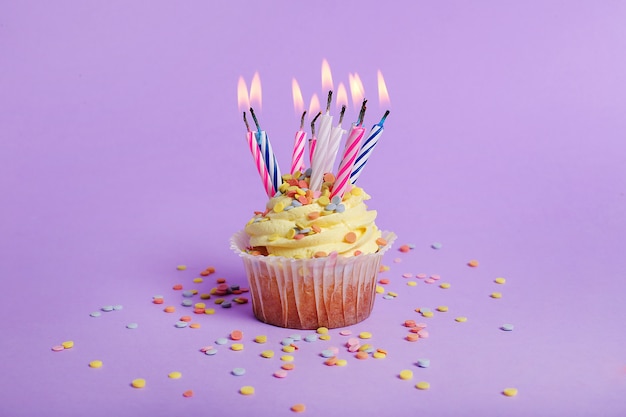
[182, 290, 194, 298]
[420, 307, 432, 313]
[113, 305, 123, 310]
[90, 311, 102, 317]
[205, 348, 218, 356]
[331, 195, 342, 205]
[215, 337, 228, 345]
[284, 205, 293, 211]
[431, 242, 443, 250]
[175, 321, 188, 328]
[417, 359, 430, 368]
[383, 294, 394, 300]
[281, 337, 295, 346]
[292, 200, 302, 207]
[304, 334, 318, 342]
[320, 349, 335, 358]
[153, 295, 164, 299]
[232, 367, 246, 376]
[221, 302, 232, 308]
[126, 323, 138, 329]
[408, 243, 416, 249]
[304, 168, 312, 177]
[230, 285, 240, 291]
[500, 324, 514, 331]
[364, 346, 375, 353]
[101, 305, 114, 312]
[325, 203, 337, 211]
[289, 334, 302, 341]
[335, 204, 345, 213]
[299, 227, 311, 234]
[181, 299, 193, 307]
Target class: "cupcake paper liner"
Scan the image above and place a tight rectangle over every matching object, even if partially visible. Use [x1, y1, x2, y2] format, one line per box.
[231, 230, 396, 329]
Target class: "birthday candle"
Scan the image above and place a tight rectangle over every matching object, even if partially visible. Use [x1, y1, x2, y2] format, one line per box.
[330, 102, 367, 199]
[308, 111, 322, 174]
[290, 111, 307, 175]
[350, 110, 389, 184]
[324, 105, 346, 178]
[250, 108, 282, 195]
[309, 91, 333, 191]
[243, 112, 274, 197]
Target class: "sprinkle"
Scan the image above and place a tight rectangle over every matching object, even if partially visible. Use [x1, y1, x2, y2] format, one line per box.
[282, 345, 296, 353]
[193, 277, 203, 283]
[232, 368, 246, 376]
[339, 330, 352, 336]
[175, 321, 188, 328]
[417, 329, 429, 338]
[131, 378, 146, 388]
[205, 348, 218, 355]
[439, 283, 451, 289]
[336, 359, 348, 366]
[344, 232, 357, 243]
[495, 277, 506, 284]
[304, 334, 318, 342]
[501, 324, 514, 331]
[359, 331, 372, 339]
[455, 316, 468, 323]
[316, 327, 329, 335]
[372, 351, 386, 359]
[424, 278, 435, 284]
[422, 311, 434, 318]
[204, 308, 215, 315]
[376, 237, 387, 246]
[399, 245, 410, 253]
[491, 292, 502, 299]
[407, 281, 417, 287]
[168, 371, 182, 379]
[291, 404, 306, 413]
[355, 351, 369, 360]
[164, 306, 176, 313]
[62, 341, 74, 349]
[273, 370, 288, 378]
[431, 242, 442, 249]
[468, 259, 479, 267]
[89, 360, 103, 368]
[90, 312, 101, 317]
[221, 301, 233, 308]
[200, 293, 211, 299]
[282, 337, 295, 346]
[375, 285, 385, 294]
[215, 337, 228, 345]
[51, 345, 64, 352]
[415, 381, 430, 390]
[261, 350, 275, 358]
[406, 333, 419, 342]
[320, 349, 335, 358]
[282, 363, 296, 371]
[255, 335, 267, 343]
[181, 300, 193, 307]
[417, 359, 430, 368]
[402, 273, 413, 278]
[182, 390, 193, 398]
[274, 202, 285, 213]
[176, 265, 187, 271]
[502, 388, 518, 397]
[281, 355, 295, 362]
[172, 284, 183, 290]
[231, 343, 244, 351]
[126, 323, 139, 329]
[307, 211, 320, 220]
[101, 305, 114, 312]
[314, 251, 327, 258]
[335, 204, 345, 213]
[230, 330, 243, 341]
[436, 306, 449, 312]
[239, 386, 255, 395]
[399, 370, 413, 380]
[416, 273, 427, 279]
[319, 334, 330, 341]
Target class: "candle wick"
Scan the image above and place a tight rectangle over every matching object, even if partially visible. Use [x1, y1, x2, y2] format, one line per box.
[243, 112, 251, 132]
[249, 107, 262, 132]
[338, 105, 346, 125]
[300, 111, 307, 130]
[311, 111, 322, 136]
[357, 99, 367, 126]
[326, 90, 333, 113]
[379, 110, 390, 126]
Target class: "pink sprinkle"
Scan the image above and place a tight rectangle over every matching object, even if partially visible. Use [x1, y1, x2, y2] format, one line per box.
[51, 345, 64, 352]
[339, 330, 352, 336]
[424, 278, 435, 284]
[416, 273, 427, 279]
[347, 344, 361, 352]
[313, 190, 322, 198]
[430, 274, 440, 280]
[329, 346, 339, 355]
[346, 338, 360, 347]
[200, 346, 214, 352]
[417, 330, 429, 338]
[273, 370, 288, 378]
[402, 273, 413, 278]
[393, 258, 402, 263]
[416, 323, 428, 329]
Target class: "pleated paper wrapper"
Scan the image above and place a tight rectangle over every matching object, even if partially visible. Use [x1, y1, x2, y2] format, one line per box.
[231, 230, 396, 329]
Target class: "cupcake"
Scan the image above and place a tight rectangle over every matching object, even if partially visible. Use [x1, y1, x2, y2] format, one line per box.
[231, 169, 396, 329]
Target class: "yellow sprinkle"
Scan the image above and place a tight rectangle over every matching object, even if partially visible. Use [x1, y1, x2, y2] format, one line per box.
[282, 345, 295, 353]
[422, 311, 434, 318]
[254, 335, 267, 344]
[436, 306, 449, 312]
[279, 183, 289, 193]
[380, 265, 390, 271]
[319, 334, 331, 341]
[89, 360, 103, 368]
[336, 359, 348, 367]
[316, 327, 329, 334]
[399, 370, 413, 380]
[455, 316, 468, 322]
[415, 381, 430, 390]
[282, 174, 293, 181]
[359, 331, 372, 339]
[280, 355, 294, 362]
[214, 298, 225, 305]
[261, 350, 274, 358]
[246, 218, 254, 226]
[231, 343, 244, 351]
[359, 344, 372, 352]
[317, 195, 330, 206]
[375, 285, 385, 294]
[295, 188, 306, 196]
[62, 341, 74, 349]
[372, 351, 386, 359]
[193, 277, 203, 283]
[503, 387, 518, 397]
[286, 229, 296, 239]
[407, 281, 417, 287]
[200, 293, 211, 299]
[131, 378, 146, 388]
[387, 291, 398, 297]
[176, 265, 187, 271]
[342, 191, 352, 199]
[204, 308, 215, 315]
[495, 277, 506, 284]
[491, 292, 502, 299]
[239, 386, 255, 395]
[168, 371, 182, 379]
[190, 289, 198, 294]
[210, 288, 217, 294]
[439, 283, 451, 289]
[268, 233, 279, 242]
[351, 187, 363, 196]
[274, 202, 284, 213]
[194, 302, 206, 309]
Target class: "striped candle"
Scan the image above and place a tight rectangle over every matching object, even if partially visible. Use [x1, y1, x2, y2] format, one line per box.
[290, 111, 307, 174]
[257, 130, 282, 195]
[350, 110, 388, 184]
[246, 131, 274, 197]
[330, 124, 365, 199]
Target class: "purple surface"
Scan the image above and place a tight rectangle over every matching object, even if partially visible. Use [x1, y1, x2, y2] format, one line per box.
[2, 1, 626, 416]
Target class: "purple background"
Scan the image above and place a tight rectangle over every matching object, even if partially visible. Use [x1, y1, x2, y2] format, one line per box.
[2, 1, 626, 416]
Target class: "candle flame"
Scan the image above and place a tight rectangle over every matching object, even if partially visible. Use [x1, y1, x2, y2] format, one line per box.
[377, 70, 390, 107]
[308, 93, 321, 118]
[321, 58, 334, 92]
[250, 71, 262, 110]
[237, 76, 250, 112]
[336, 82, 348, 109]
[349, 73, 365, 109]
[292, 78, 304, 115]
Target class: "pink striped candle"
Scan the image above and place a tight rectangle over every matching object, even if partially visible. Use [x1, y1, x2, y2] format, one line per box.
[330, 124, 365, 199]
[290, 111, 307, 174]
[246, 131, 274, 197]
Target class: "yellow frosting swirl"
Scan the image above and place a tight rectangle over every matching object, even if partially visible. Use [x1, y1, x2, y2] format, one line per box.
[245, 186, 382, 258]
